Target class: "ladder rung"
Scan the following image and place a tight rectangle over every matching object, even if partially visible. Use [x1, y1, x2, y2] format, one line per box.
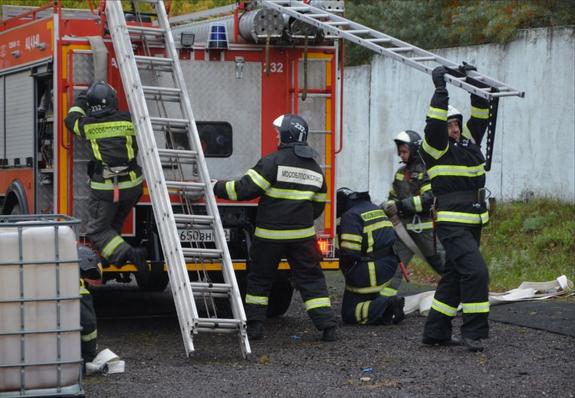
[134, 55, 174, 66]
[307, 13, 330, 18]
[173, 214, 214, 224]
[287, 6, 309, 11]
[142, 85, 182, 96]
[165, 180, 206, 190]
[158, 149, 199, 161]
[127, 25, 166, 35]
[411, 56, 436, 62]
[366, 38, 392, 43]
[190, 282, 232, 294]
[197, 318, 242, 328]
[390, 47, 413, 53]
[150, 116, 189, 127]
[345, 29, 370, 35]
[183, 248, 223, 258]
[325, 21, 349, 26]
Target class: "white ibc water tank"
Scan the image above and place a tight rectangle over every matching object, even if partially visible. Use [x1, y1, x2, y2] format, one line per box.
[0, 217, 83, 396]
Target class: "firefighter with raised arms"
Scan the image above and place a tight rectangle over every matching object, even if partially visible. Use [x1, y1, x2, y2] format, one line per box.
[213, 114, 337, 342]
[336, 188, 405, 326]
[65, 81, 147, 278]
[419, 66, 491, 352]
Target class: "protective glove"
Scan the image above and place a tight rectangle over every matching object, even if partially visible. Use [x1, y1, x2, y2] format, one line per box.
[382, 200, 398, 217]
[432, 66, 448, 89]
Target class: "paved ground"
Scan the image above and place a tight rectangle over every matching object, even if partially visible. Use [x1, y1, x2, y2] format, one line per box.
[85, 273, 575, 398]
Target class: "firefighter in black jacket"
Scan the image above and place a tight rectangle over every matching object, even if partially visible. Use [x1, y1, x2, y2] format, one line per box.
[65, 82, 147, 278]
[336, 188, 405, 325]
[384, 130, 445, 277]
[419, 66, 491, 352]
[213, 114, 337, 342]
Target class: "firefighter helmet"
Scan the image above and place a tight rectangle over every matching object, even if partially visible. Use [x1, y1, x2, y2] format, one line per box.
[393, 130, 422, 159]
[273, 114, 309, 143]
[86, 81, 118, 116]
[78, 245, 102, 282]
[447, 105, 463, 131]
[336, 187, 370, 218]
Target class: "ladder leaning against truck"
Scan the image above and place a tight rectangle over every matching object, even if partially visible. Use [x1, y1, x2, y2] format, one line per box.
[0, 0, 522, 356]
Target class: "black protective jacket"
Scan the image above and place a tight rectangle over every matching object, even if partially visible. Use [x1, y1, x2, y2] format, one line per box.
[419, 88, 490, 226]
[214, 143, 326, 241]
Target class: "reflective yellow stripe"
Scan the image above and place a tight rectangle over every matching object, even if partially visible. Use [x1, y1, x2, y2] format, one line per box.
[101, 236, 125, 259]
[471, 106, 489, 119]
[69, 106, 86, 116]
[83, 121, 135, 140]
[246, 169, 271, 191]
[368, 261, 376, 287]
[436, 211, 489, 225]
[126, 135, 134, 160]
[312, 192, 327, 202]
[380, 287, 397, 297]
[462, 301, 490, 314]
[266, 187, 316, 201]
[90, 175, 144, 190]
[304, 297, 331, 311]
[255, 226, 316, 240]
[81, 329, 97, 342]
[129, 170, 137, 181]
[413, 196, 423, 212]
[363, 220, 393, 234]
[395, 172, 404, 182]
[406, 221, 434, 231]
[73, 119, 81, 135]
[225, 181, 237, 200]
[431, 298, 458, 317]
[427, 164, 485, 179]
[427, 106, 448, 121]
[360, 209, 385, 222]
[341, 233, 362, 243]
[90, 139, 102, 161]
[355, 301, 370, 324]
[245, 294, 268, 305]
[80, 281, 90, 295]
[422, 136, 448, 160]
[345, 281, 388, 294]
[341, 241, 361, 250]
[420, 183, 432, 194]
[462, 125, 473, 140]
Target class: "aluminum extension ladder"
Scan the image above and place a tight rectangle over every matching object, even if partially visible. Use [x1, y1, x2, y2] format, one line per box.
[261, 0, 525, 171]
[105, 0, 251, 358]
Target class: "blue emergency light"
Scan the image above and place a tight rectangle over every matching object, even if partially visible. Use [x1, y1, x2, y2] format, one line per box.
[208, 23, 228, 50]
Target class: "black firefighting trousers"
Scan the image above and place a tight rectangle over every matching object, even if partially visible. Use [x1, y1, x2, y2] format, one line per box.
[81, 288, 97, 363]
[423, 224, 490, 340]
[245, 238, 336, 330]
[86, 184, 143, 264]
[341, 259, 398, 325]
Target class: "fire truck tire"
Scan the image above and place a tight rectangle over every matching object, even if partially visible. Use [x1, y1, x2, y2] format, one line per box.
[135, 271, 169, 292]
[267, 273, 294, 318]
[2, 181, 29, 215]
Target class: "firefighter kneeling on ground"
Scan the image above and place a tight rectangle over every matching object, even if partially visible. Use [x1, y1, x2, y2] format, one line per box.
[336, 188, 405, 325]
[78, 245, 101, 370]
[65, 81, 148, 279]
[383, 130, 445, 293]
[213, 114, 337, 342]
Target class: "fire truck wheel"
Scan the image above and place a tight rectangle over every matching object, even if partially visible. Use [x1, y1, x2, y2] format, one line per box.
[135, 271, 169, 292]
[267, 274, 294, 318]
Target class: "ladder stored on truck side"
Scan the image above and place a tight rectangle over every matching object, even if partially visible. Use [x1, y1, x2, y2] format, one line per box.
[261, 0, 525, 170]
[105, 0, 251, 358]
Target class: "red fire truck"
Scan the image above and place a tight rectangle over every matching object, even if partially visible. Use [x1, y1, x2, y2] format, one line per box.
[0, 1, 341, 315]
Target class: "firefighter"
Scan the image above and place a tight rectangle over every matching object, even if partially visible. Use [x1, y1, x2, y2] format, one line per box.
[65, 81, 147, 278]
[336, 188, 405, 325]
[213, 114, 337, 342]
[78, 245, 101, 367]
[382, 130, 445, 293]
[419, 66, 491, 352]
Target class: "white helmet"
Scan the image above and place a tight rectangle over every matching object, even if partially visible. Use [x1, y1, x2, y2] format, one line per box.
[447, 105, 462, 130]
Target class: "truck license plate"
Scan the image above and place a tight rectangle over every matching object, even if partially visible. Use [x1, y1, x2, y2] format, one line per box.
[178, 228, 230, 242]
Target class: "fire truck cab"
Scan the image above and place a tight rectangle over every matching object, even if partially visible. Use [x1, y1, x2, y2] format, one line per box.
[0, 1, 342, 316]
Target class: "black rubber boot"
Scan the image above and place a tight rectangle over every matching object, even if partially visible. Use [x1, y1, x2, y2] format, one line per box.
[247, 321, 264, 340]
[422, 336, 463, 346]
[462, 337, 484, 352]
[130, 247, 149, 280]
[392, 295, 405, 325]
[322, 326, 337, 342]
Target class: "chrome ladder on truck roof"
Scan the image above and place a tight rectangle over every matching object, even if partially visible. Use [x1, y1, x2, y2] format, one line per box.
[105, 0, 251, 358]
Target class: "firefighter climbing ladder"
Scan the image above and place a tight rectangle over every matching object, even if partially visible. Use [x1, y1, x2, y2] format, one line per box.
[106, 0, 251, 358]
[262, 0, 525, 170]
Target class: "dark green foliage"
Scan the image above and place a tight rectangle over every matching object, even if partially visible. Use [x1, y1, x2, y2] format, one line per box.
[344, 0, 575, 65]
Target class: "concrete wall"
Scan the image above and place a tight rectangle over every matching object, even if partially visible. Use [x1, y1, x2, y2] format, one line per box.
[336, 27, 575, 204]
